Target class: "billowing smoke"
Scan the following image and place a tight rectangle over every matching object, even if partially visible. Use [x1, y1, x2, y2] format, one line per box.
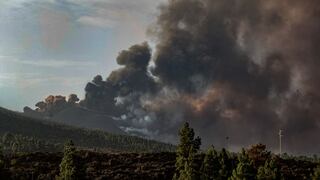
[120, 0, 320, 154]
[25, 0, 320, 154]
[81, 42, 157, 116]
[149, 0, 320, 154]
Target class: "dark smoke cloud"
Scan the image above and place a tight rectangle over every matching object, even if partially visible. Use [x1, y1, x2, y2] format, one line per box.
[108, 42, 157, 96]
[25, 0, 320, 154]
[80, 0, 320, 154]
[80, 42, 157, 121]
[142, 0, 320, 154]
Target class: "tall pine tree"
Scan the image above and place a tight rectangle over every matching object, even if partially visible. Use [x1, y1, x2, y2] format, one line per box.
[230, 149, 255, 180]
[200, 146, 221, 180]
[174, 122, 201, 180]
[58, 140, 77, 180]
[219, 148, 232, 179]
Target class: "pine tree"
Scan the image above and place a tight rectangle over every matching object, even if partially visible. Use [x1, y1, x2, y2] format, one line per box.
[230, 149, 255, 180]
[200, 146, 220, 180]
[58, 140, 77, 180]
[179, 146, 198, 180]
[219, 148, 232, 179]
[174, 122, 201, 180]
[256, 158, 279, 180]
[312, 164, 320, 180]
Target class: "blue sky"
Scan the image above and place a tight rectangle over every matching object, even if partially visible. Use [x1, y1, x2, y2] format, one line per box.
[0, 0, 164, 111]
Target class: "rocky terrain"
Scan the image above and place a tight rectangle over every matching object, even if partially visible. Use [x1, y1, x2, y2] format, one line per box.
[0, 151, 176, 180]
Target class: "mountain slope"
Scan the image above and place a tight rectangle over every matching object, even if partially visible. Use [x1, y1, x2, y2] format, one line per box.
[50, 106, 124, 134]
[24, 105, 125, 135]
[0, 107, 175, 152]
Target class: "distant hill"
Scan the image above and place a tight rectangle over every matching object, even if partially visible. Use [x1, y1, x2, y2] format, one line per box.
[23, 105, 125, 135]
[0, 107, 175, 153]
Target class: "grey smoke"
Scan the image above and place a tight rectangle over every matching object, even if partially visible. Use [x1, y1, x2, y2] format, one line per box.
[26, 0, 320, 154]
[125, 0, 320, 154]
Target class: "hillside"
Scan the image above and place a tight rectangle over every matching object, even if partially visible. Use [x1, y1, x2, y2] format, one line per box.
[24, 105, 125, 135]
[50, 106, 124, 134]
[0, 107, 175, 153]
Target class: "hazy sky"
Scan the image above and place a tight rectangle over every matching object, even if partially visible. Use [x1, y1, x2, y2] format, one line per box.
[0, 0, 164, 111]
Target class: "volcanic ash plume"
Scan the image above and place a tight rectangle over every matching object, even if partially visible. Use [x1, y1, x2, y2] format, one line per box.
[131, 0, 320, 153]
[27, 0, 320, 154]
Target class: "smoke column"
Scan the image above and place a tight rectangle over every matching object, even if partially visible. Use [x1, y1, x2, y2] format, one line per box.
[28, 0, 320, 154]
[138, 0, 320, 154]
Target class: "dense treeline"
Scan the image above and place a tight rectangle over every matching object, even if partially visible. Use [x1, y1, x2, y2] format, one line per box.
[0, 133, 61, 154]
[174, 122, 320, 180]
[0, 124, 319, 179]
[1, 108, 319, 179]
[0, 144, 318, 179]
[0, 107, 175, 153]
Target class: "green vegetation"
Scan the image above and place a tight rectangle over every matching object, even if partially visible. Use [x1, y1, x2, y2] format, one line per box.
[0, 145, 4, 170]
[58, 140, 77, 180]
[230, 149, 255, 180]
[218, 148, 233, 179]
[0, 111, 319, 179]
[0, 133, 61, 154]
[312, 163, 320, 180]
[172, 123, 318, 180]
[0, 107, 175, 153]
[0, 122, 318, 179]
[173, 122, 201, 180]
[256, 158, 279, 180]
[200, 146, 220, 180]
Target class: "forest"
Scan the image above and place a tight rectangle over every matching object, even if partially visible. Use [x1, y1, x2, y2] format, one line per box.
[0, 107, 175, 153]
[0, 118, 319, 179]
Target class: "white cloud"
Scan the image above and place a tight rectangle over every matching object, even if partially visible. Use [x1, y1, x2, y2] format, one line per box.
[0, 56, 96, 68]
[77, 16, 116, 28]
[72, 0, 166, 29]
[0, 72, 39, 87]
[0, 71, 87, 88]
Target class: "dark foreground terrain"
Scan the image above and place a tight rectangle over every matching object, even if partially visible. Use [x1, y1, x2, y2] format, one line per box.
[0, 150, 317, 180]
[1, 151, 176, 180]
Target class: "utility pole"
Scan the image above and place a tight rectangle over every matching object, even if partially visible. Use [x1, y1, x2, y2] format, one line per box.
[279, 129, 283, 155]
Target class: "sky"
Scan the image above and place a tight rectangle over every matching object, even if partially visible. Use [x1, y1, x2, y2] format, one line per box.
[0, 0, 165, 111]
